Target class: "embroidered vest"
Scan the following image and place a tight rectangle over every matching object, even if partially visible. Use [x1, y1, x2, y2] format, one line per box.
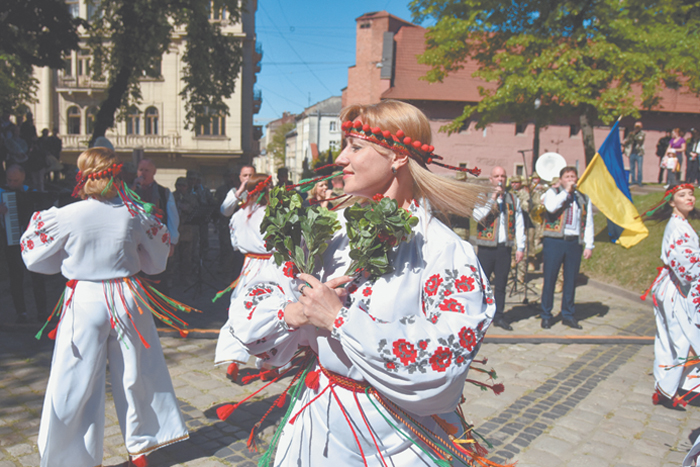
[473, 192, 516, 247]
[542, 188, 588, 245]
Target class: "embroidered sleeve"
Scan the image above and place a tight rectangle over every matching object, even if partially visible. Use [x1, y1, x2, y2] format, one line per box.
[21, 208, 67, 275]
[666, 224, 700, 289]
[331, 241, 496, 416]
[229, 268, 308, 367]
[136, 212, 170, 275]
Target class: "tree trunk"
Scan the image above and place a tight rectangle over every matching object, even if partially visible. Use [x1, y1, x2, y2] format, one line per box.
[88, 65, 133, 148]
[579, 110, 596, 166]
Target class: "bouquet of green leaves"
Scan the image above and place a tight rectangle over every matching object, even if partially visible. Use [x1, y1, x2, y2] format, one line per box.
[344, 194, 419, 281]
[261, 185, 341, 275]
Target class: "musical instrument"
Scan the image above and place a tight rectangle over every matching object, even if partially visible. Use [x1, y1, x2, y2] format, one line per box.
[529, 204, 546, 225]
[2, 191, 21, 245]
[535, 152, 567, 182]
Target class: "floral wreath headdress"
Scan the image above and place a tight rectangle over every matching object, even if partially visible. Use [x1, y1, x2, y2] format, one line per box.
[72, 162, 160, 219]
[341, 120, 481, 176]
[640, 183, 695, 218]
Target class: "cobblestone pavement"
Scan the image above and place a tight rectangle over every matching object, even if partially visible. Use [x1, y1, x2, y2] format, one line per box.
[1, 238, 697, 466]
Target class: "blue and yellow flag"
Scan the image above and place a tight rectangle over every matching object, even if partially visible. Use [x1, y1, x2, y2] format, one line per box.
[578, 120, 648, 248]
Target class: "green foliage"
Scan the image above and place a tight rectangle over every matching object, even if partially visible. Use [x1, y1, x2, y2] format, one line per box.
[266, 121, 295, 169]
[85, 0, 245, 142]
[410, 0, 700, 148]
[261, 186, 341, 275]
[0, 0, 81, 113]
[344, 196, 419, 280]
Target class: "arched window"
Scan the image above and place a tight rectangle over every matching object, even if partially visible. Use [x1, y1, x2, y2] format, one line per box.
[145, 107, 158, 135]
[86, 107, 98, 135]
[126, 107, 140, 135]
[67, 106, 81, 135]
[195, 109, 225, 136]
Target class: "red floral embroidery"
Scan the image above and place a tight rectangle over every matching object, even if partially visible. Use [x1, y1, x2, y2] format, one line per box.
[424, 274, 443, 297]
[334, 317, 344, 328]
[429, 346, 452, 372]
[277, 309, 284, 320]
[456, 355, 465, 364]
[439, 298, 465, 314]
[363, 287, 372, 297]
[418, 341, 428, 350]
[32, 212, 39, 221]
[455, 275, 475, 292]
[40, 233, 47, 243]
[680, 266, 687, 273]
[392, 339, 417, 365]
[37, 221, 44, 229]
[151, 226, 159, 236]
[444, 289, 452, 297]
[677, 239, 684, 245]
[386, 361, 397, 370]
[671, 260, 677, 267]
[245, 301, 253, 309]
[27, 240, 34, 250]
[458, 327, 476, 351]
[162, 233, 169, 244]
[283, 261, 299, 278]
[486, 297, 494, 304]
[250, 287, 273, 296]
[20, 242, 24, 252]
[430, 314, 439, 324]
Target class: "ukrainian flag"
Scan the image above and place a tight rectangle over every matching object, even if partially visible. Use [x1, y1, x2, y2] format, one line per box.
[578, 120, 649, 248]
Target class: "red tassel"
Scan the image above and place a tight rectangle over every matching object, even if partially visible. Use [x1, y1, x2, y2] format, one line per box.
[247, 426, 259, 452]
[260, 368, 279, 381]
[305, 370, 320, 390]
[216, 403, 238, 420]
[492, 383, 505, 395]
[129, 454, 148, 467]
[275, 393, 286, 408]
[226, 362, 239, 382]
[48, 328, 57, 340]
[179, 329, 189, 338]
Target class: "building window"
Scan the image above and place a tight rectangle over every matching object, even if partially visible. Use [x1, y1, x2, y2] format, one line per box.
[145, 107, 159, 135]
[67, 106, 81, 135]
[208, 1, 225, 20]
[329, 121, 337, 132]
[514, 164, 525, 177]
[515, 123, 526, 135]
[196, 111, 226, 136]
[329, 140, 339, 151]
[126, 107, 140, 135]
[86, 107, 98, 135]
[78, 49, 91, 77]
[569, 124, 580, 137]
[63, 57, 72, 77]
[360, 22, 371, 29]
[66, 0, 79, 18]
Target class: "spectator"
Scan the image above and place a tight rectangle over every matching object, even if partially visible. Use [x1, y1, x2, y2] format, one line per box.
[667, 128, 686, 180]
[657, 129, 672, 183]
[624, 121, 645, 186]
[687, 129, 700, 185]
[172, 177, 198, 281]
[540, 166, 594, 330]
[48, 128, 62, 160]
[276, 167, 292, 187]
[214, 169, 237, 268]
[304, 180, 332, 208]
[19, 112, 36, 148]
[133, 159, 179, 256]
[472, 166, 526, 331]
[220, 165, 255, 217]
[662, 149, 680, 187]
[0, 165, 47, 322]
[187, 170, 215, 257]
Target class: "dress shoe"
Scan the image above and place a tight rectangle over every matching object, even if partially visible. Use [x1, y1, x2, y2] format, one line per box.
[562, 318, 582, 329]
[541, 318, 552, 329]
[493, 318, 513, 331]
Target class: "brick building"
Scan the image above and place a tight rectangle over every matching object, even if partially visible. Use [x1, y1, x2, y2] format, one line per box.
[343, 11, 700, 182]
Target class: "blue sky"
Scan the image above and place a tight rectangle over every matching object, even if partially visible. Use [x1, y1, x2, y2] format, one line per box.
[253, 0, 422, 127]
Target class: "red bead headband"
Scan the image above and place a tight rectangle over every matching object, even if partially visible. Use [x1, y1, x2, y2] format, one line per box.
[665, 183, 695, 198]
[72, 163, 123, 198]
[247, 175, 272, 201]
[341, 120, 481, 177]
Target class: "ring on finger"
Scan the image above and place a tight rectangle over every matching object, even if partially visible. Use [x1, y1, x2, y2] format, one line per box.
[300, 284, 308, 294]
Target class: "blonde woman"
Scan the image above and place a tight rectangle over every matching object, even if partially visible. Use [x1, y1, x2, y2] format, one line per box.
[22, 148, 188, 467]
[227, 100, 498, 466]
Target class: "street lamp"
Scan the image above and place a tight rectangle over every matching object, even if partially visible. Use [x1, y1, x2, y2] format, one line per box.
[533, 97, 541, 173]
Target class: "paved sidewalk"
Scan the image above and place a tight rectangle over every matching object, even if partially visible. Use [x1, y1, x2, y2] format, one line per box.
[1, 261, 697, 466]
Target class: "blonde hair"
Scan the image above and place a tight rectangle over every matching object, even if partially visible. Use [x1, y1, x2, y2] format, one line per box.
[339, 100, 488, 218]
[76, 147, 120, 200]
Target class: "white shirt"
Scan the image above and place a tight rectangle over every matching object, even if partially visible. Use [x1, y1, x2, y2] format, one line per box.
[20, 197, 170, 280]
[472, 193, 526, 250]
[543, 188, 595, 250]
[220, 188, 246, 217]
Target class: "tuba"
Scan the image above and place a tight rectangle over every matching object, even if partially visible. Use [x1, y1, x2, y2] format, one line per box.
[529, 204, 546, 225]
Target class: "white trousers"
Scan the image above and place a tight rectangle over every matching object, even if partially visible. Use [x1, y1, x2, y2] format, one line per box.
[38, 280, 188, 467]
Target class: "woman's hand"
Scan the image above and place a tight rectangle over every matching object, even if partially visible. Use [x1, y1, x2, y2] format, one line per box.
[296, 273, 353, 331]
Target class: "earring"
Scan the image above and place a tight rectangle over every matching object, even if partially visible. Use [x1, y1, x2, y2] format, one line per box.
[391, 166, 397, 174]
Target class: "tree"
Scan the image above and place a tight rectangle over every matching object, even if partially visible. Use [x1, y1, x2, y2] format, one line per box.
[410, 0, 700, 165]
[266, 121, 295, 169]
[0, 0, 81, 113]
[85, 0, 245, 146]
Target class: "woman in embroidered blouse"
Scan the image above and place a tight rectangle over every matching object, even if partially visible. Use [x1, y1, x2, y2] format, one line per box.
[645, 184, 700, 409]
[21, 147, 187, 467]
[215, 174, 274, 377]
[227, 100, 496, 466]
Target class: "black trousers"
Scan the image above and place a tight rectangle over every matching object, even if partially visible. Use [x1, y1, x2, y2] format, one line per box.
[540, 237, 582, 321]
[6, 245, 46, 317]
[477, 243, 511, 320]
